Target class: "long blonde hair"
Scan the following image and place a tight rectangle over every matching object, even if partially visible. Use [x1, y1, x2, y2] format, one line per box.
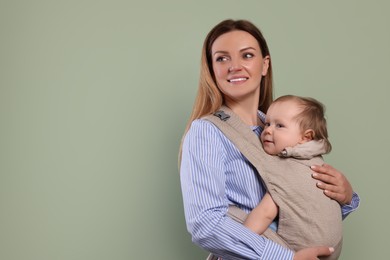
[179, 19, 274, 161]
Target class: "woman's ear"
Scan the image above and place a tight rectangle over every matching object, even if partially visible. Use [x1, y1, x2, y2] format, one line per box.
[262, 56, 270, 76]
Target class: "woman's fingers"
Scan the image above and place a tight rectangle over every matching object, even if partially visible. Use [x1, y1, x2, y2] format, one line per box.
[311, 164, 353, 205]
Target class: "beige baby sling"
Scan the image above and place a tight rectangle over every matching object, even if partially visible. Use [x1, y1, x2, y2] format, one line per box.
[203, 106, 342, 260]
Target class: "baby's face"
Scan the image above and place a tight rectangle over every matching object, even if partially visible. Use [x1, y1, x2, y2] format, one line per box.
[261, 100, 305, 155]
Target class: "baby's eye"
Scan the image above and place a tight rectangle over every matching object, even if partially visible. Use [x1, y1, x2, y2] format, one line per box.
[264, 122, 270, 127]
[215, 56, 229, 62]
[276, 123, 284, 128]
[243, 53, 254, 59]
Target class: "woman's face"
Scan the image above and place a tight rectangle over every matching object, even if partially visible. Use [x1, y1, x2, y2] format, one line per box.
[211, 30, 269, 106]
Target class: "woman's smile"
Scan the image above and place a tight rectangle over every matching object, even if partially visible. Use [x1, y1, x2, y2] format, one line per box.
[227, 76, 249, 83]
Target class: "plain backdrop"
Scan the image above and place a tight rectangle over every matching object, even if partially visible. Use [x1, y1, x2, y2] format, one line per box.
[1, 0, 389, 259]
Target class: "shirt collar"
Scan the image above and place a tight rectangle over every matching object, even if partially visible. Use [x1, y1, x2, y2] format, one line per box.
[250, 110, 266, 132]
[257, 110, 266, 124]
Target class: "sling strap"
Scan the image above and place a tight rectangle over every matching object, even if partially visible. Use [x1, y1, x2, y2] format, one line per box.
[204, 106, 291, 260]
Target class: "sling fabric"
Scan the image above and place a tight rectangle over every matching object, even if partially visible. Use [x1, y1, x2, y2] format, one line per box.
[204, 106, 342, 260]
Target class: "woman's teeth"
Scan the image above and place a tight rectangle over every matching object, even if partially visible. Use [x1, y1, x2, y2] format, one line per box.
[228, 78, 247, 82]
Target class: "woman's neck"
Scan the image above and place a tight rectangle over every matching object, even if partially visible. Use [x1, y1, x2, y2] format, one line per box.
[225, 100, 260, 126]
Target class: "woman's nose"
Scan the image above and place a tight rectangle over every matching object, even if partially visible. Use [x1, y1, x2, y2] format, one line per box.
[228, 60, 243, 72]
[228, 65, 242, 72]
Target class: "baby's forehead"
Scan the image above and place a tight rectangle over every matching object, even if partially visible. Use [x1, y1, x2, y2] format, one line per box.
[265, 100, 303, 120]
[268, 99, 302, 113]
[271, 98, 301, 107]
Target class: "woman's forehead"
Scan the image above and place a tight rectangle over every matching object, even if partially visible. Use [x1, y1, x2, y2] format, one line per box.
[211, 30, 259, 54]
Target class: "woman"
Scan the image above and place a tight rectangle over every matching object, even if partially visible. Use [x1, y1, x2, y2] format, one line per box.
[180, 19, 359, 259]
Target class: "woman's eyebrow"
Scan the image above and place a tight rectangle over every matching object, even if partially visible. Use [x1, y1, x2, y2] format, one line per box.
[213, 50, 228, 56]
[240, 47, 257, 52]
[213, 46, 257, 56]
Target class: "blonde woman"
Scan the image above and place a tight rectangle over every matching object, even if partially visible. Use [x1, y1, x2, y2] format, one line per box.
[180, 19, 359, 260]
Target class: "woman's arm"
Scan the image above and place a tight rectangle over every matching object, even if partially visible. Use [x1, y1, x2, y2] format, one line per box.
[244, 192, 278, 234]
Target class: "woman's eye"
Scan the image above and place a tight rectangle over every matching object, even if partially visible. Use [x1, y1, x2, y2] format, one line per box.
[216, 56, 228, 62]
[243, 53, 254, 59]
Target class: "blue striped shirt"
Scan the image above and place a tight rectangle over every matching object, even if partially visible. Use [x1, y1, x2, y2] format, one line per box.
[180, 111, 360, 259]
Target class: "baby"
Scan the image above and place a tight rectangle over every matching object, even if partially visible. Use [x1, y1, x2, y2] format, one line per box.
[244, 95, 342, 259]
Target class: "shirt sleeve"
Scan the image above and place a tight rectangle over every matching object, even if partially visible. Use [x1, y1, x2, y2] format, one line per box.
[180, 120, 294, 259]
[341, 192, 360, 220]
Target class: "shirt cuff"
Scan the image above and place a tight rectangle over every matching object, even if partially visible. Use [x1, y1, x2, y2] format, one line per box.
[341, 192, 360, 219]
[261, 238, 294, 260]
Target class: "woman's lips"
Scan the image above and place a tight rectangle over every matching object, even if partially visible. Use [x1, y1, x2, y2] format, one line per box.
[227, 77, 248, 83]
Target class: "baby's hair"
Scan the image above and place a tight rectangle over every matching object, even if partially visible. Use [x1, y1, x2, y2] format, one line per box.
[273, 95, 332, 153]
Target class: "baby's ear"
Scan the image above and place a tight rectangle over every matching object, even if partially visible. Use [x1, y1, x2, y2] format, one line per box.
[302, 129, 314, 142]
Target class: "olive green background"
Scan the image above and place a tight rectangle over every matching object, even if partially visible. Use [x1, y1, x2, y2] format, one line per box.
[0, 0, 388, 259]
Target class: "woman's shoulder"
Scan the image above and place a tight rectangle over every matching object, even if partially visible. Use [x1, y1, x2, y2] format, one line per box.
[187, 118, 222, 137]
[184, 118, 235, 147]
[183, 118, 231, 157]
[191, 117, 217, 127]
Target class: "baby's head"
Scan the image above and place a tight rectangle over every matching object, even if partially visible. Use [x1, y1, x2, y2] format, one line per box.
[261, 95, 331, 155]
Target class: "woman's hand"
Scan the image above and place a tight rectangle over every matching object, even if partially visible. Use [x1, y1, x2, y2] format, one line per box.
[311, 163, 353, 205]
[293, 246, 334, 260]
